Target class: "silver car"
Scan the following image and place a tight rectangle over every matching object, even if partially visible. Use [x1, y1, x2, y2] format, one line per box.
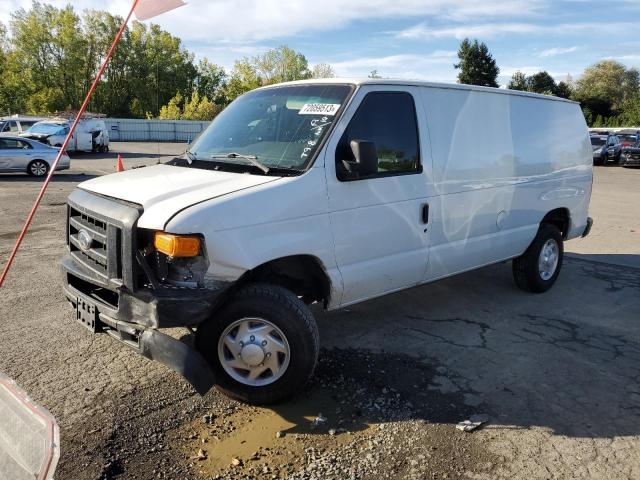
[0, 135, 70, 177]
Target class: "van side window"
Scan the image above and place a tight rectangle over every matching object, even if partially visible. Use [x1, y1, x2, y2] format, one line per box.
[8, 121, 19, 132]
[336, 91, 421, 179]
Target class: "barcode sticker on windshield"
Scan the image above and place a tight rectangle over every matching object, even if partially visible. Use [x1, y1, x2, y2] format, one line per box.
[299, 103, 341, 116]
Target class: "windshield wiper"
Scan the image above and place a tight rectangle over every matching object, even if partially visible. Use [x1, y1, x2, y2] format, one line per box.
[210, 152, 270, 174]
[185, 150, 197, 164]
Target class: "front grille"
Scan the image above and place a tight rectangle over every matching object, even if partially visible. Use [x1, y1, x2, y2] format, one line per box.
[68, 206, 122, 281]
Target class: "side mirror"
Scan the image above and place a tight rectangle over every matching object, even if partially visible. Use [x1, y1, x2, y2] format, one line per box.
[340, 140, 378, 180]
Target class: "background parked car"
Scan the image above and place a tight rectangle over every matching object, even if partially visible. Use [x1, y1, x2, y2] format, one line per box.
[591, 135, 607, 165]
[614, 132, 640, 148]
[594, 134, 623, 165]
[0, 115, 48, 134]
[620, 141, 640, 167]
[0, 135, 70, 177]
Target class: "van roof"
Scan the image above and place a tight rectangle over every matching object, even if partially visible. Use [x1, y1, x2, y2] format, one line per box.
[259, 78, 579, 104]
[0, 115, 48, 121]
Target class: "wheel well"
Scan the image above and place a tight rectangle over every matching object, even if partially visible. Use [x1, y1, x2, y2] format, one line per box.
[541, 208, 570, 239]
[233, 255, 331, 308]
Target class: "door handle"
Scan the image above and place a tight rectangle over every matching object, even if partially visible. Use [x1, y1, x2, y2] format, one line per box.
[421, 203, 429, 224]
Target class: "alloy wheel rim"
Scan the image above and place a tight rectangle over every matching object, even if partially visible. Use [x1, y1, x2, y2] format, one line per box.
[218, 317, 290, 387]
[31, 162, 47, 176]
[538, 239, 559, 281]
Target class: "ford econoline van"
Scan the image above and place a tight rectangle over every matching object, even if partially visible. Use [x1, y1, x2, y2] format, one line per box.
[62, 79, 593, 403]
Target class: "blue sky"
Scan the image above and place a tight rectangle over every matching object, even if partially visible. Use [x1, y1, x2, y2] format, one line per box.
[2, 0, 640, 85]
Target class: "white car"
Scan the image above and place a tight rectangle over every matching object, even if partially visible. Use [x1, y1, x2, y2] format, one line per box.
[62, 79, 593, 404]
[0, 136, 70, 177]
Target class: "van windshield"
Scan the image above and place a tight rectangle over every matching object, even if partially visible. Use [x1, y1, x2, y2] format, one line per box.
[186, 84, 352, 172]
[28, 123, 67, 135]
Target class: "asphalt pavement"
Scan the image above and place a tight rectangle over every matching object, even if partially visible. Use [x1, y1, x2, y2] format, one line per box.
[0, 143, 638, 479]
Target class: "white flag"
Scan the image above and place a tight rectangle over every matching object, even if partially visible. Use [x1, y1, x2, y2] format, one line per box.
[135, 0, 186, 20]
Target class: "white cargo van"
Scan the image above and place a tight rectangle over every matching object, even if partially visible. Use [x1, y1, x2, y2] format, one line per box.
[62, 79, 593, 403]
[22, 117, 109, 153]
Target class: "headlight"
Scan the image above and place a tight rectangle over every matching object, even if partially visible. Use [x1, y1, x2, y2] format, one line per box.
[148, 232, 209, 288]
[154, 232, 200, 257]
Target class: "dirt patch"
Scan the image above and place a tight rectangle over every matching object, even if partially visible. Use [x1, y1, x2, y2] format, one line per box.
[174, 348, 496, 479]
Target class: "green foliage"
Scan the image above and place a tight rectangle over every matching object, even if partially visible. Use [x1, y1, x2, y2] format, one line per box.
[508, 71, 527, 91]
[1, 3, 203, 117]
[555, 81, 573, 99]
[221, 46, 314, 102]
[159, 91, 222, 121]
[195, 59, 227, 104]
[0, 3, 326, 119]
[311, 63, 335, 79]
[573, 60, 640, 126]
[526, 71, 557, 95]
[254, 45, 311, 84]
[454, 38, 499, 87]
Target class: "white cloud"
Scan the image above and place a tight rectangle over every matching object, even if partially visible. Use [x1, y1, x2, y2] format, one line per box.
[329, 51, 457, 80]
[393, 21, 636, 40]
[538, 46, 580, 58]
[1, 0, 546, 44]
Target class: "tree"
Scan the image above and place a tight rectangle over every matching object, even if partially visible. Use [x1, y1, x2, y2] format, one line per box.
[223, 46, 319, 102]
[195, 59, 227, 104]
[572, 60, 640, 124]
[368, 69, 381, 79]
[508, 71, 527, 91]
[224, 57, 262, 101]
[526, 71, 557, 95]
[254, 45, 310, 84]
[311, 63, 335, 79]
[555, 81, 573, 99]
[4, 3, 198, 117]
[573, 60, 639, 109]
[454, 38, 499, 87]
[10, 3, 88, 112]
[159, 92, 183, 119]
[159, 91, 222, 120]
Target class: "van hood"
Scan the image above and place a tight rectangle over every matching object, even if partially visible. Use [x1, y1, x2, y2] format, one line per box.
[78, 164, 281, 229]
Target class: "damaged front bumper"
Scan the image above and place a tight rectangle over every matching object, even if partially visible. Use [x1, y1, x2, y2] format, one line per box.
[62, 256, 227, 394]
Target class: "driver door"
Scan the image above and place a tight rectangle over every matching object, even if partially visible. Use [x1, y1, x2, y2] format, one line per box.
[325, 85, 433, 306]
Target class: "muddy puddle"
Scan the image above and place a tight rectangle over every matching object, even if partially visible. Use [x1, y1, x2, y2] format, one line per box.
[173, 348, 495, 479]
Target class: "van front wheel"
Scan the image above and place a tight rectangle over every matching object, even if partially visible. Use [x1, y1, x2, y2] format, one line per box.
[196, 283, 320, 404]
[513, 224, 564, 293]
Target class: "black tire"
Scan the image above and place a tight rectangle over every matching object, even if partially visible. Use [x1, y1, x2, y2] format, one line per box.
[196, 283, 320, 404]
[27, 159, 49, 177]
[513, 224, 564, 293]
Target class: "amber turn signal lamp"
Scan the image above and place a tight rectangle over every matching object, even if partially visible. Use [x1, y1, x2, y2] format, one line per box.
[154, 232, 200, 257]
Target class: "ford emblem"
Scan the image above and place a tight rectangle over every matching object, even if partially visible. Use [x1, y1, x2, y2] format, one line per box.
[77, 229, 93, 252]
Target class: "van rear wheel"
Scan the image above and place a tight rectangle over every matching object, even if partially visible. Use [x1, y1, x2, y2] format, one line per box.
[196, 283, 319, 404]
[513, 224, 564, 293]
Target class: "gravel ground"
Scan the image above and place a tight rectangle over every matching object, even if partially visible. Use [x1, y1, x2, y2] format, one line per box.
[0, 144, 638, 480]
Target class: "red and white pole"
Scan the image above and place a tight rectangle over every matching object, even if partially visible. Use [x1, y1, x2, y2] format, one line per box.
[0, 0, 142, 288]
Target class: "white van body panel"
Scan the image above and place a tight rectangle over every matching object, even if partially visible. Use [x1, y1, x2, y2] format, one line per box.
[77, 79, 592, 311]
[79, 164, 281, 229]
[323, 85, 434, 306]
[419, 86, 592, 281]
[164, 167, 344, 305]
